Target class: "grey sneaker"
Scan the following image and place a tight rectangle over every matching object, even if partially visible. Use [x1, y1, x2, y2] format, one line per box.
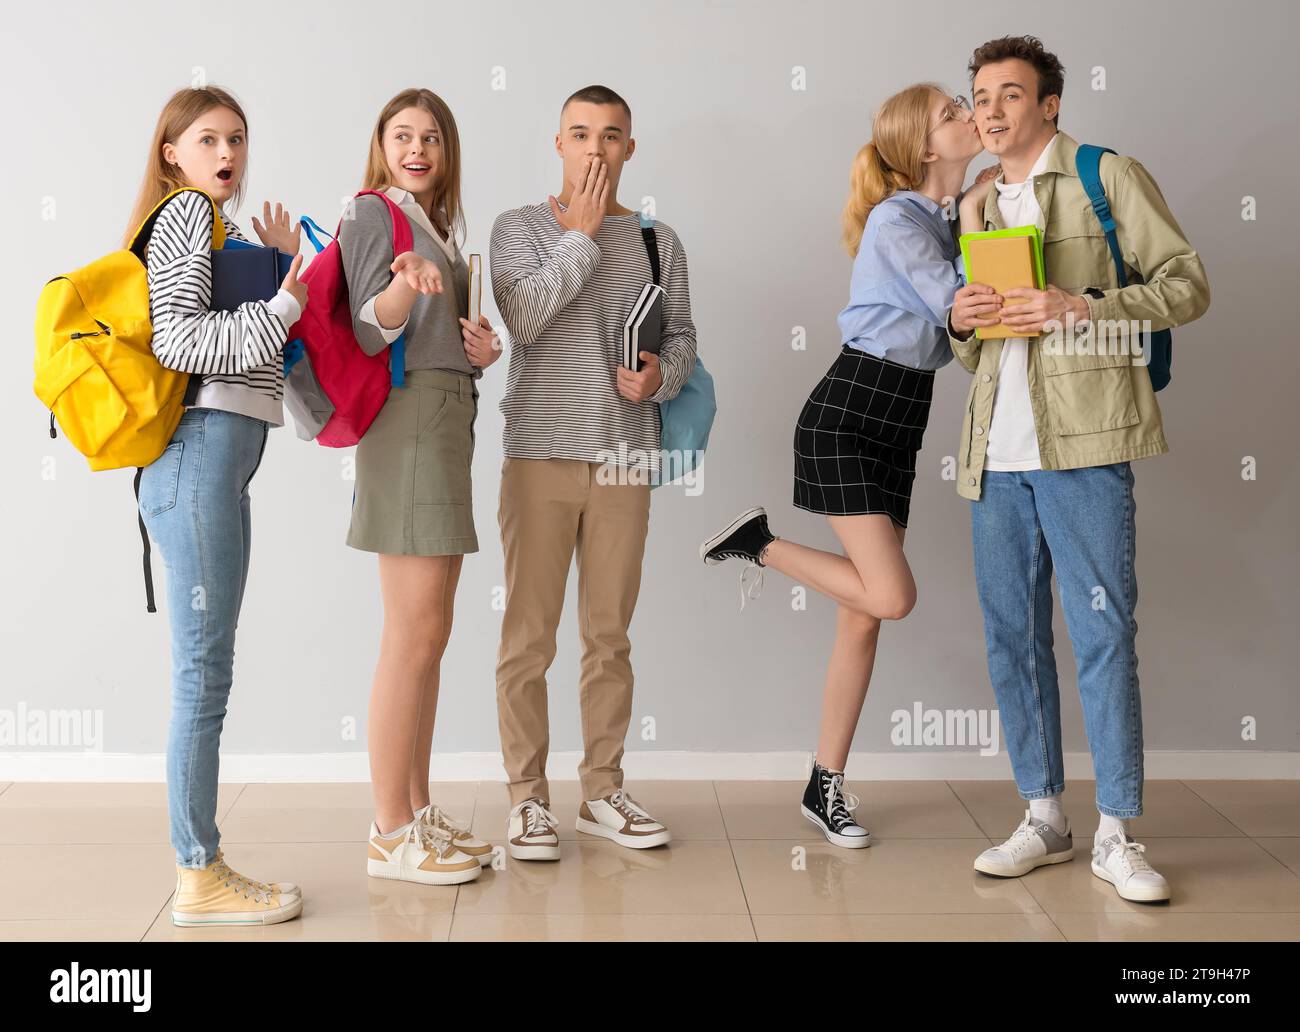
[974, 810, 1075, 877]
[1091, 832, 1170, 902]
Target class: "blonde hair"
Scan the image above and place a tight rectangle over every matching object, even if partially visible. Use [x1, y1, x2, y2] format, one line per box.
[124, 85, 248, 246]
[362, 88, 465, 246]
[841, 82, 944, 257]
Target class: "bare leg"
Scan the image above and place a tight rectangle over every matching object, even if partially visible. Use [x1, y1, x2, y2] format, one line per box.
[813, 522, 908, 770]
[762, 513, 915, 620]
[409, 554, 463, 812]
[367, 554, 457, 835]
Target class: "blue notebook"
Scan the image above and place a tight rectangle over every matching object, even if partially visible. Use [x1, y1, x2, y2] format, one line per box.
[209, 239, 293, 311]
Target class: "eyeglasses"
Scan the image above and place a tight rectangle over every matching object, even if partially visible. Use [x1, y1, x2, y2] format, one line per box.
[933, 94, 972, 130]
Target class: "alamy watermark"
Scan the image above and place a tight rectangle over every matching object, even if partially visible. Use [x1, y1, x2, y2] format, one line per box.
[0, 702, 103, 750]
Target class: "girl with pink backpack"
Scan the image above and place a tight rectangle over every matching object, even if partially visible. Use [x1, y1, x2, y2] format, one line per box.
[337, 88, 501, 885]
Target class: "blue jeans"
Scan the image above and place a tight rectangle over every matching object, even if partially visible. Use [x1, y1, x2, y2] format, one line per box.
[138, 408, 270, 867]
[970, 462, 1143, 818]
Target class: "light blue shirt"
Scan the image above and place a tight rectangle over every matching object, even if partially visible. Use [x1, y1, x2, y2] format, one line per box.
[837, 190, 962, 370]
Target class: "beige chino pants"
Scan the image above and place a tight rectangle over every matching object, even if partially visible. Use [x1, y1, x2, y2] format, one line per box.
[495, 457, 652, 805]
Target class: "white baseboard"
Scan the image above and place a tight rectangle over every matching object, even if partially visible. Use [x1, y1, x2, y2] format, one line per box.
[1, 750, 1296, 782]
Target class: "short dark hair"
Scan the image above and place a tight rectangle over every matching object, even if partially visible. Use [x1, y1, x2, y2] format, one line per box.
[968, 35, 1065, 126]
[560, 84, 632, 127]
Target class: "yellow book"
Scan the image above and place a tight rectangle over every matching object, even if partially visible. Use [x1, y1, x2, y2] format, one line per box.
[959, 226, 1045, 339]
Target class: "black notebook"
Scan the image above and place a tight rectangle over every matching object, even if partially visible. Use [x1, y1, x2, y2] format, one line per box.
[209, 242, 288, 311]
[624, 282, 664, 371]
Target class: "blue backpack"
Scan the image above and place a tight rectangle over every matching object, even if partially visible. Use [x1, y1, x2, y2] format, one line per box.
[639, 220, 717, 488]
[1075, 144, 1172, 391]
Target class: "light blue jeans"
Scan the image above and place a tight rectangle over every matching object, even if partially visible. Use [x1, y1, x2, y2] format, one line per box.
[970, 462, 1143, 818]
[138, 408, 270, 867]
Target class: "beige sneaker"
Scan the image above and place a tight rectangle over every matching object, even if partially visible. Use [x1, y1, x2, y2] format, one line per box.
[416, 804, 494, 867]
[171, 852, 304, 927]
[507, 798, 561, 861]
[367, 817, 482, 886]
[575, 789, 671, 849]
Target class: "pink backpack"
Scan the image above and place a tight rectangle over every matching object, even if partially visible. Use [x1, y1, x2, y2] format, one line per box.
[292, 190, 413, 447]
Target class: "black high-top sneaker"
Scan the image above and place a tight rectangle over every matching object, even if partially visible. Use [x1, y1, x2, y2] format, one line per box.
[699, 507, 777, 610]
[801, 761, 872, 848]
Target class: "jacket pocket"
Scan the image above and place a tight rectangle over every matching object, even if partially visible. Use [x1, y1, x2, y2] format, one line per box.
[1041, 352, 1140, 436]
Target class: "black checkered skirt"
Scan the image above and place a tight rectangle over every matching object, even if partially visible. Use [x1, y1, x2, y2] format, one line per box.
[793, 346, 935, 528]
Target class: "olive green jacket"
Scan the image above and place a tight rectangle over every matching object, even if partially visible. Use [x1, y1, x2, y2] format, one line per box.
[949, 130, 1210, 500]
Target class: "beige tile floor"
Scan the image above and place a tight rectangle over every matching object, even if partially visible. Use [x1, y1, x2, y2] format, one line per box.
[1, 778, 1297, 941]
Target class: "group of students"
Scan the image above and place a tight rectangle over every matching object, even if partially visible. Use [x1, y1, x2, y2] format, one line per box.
[120, 31, 1208, 928]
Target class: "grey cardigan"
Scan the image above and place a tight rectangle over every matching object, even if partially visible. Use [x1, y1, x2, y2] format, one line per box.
[338, 192, 475, 377]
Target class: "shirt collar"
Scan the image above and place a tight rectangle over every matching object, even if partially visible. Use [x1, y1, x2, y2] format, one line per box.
[381, 185, 459, 261]
[896, 190, 944, 216]
[994, 131, 1060, 197]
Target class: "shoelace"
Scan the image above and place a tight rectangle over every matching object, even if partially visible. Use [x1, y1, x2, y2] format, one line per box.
[413, 818, 458, 859]
[738, 564, 765, 610]
[519, 800, 559, 838]
[423, 805, 470, 839]
[608, 789, 655, 824]
[999, 813, 1039, 857]
[822, 773, 861, 830]
[210, 857, 274, 904]
[1113, 836, 1153, 875]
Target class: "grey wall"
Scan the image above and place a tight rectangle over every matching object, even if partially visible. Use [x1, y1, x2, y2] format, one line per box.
[3, 0, 1296, 764]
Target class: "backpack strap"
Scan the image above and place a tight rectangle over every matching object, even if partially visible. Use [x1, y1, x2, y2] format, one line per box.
[129, 187, 226, 260]
[132, 468, 157, 613]
[350, 190, 415, 388]
[1075, 144, 1127, 288]
[640, 218, 661, 286]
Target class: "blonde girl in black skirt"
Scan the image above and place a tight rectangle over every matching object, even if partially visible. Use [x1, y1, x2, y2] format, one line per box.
[339, 89, 501, 885]
[700, 83, 998, 848]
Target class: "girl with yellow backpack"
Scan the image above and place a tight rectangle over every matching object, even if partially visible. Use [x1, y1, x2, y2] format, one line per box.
[127, 85, 307, 926]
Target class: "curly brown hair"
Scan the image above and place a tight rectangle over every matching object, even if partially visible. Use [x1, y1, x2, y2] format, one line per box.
[968, 35, 1065, 126]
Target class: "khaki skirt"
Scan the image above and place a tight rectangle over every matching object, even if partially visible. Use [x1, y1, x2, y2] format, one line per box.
[346, 369, 479, 556]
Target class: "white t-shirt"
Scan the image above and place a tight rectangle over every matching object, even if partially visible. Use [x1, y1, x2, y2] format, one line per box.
[983, 132, 1059, 472]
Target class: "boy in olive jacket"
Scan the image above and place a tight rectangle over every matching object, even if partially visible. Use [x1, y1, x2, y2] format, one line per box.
[947, 36, 1209, 903]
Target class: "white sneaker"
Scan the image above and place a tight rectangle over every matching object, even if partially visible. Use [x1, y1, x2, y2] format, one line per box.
[974, 810, 1075, 877]
[575, 789, 671, 849]
[415, 804, 494, 867]
[367, 818, 482, 886]
[507, 798, 561, 861]
[1091, 832, 1171, 902]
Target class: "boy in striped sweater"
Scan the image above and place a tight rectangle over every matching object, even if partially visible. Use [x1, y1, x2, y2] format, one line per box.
[489, 84, 698, 860]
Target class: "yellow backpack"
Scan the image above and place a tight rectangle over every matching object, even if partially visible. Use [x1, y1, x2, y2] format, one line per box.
[33, 187, 226, 471]
[33, 187, 227, 612]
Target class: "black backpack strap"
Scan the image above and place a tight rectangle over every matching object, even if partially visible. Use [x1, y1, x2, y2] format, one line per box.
[132, 468, 158, 613]
[640, 222, 661, 286]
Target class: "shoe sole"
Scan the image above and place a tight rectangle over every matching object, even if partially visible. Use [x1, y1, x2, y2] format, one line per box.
[974, 849, 1074, 878]
[171, 894, 303, 927]
[366, 858, 482, 885]
[699, 506, 766, 565]
[1091, 861, 1171, 902]
[574, 817, 671, 849]
[800, 805, 872, 848]
[507, 842, 561, 861]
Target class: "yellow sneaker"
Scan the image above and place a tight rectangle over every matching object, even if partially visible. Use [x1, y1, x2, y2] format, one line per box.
[416, 804, 494, 867]
[171, 853, 304, 927]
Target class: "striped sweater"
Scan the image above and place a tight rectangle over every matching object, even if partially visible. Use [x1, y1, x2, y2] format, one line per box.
[145, 190, 297, 425]
[489, 203, 698, 474]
